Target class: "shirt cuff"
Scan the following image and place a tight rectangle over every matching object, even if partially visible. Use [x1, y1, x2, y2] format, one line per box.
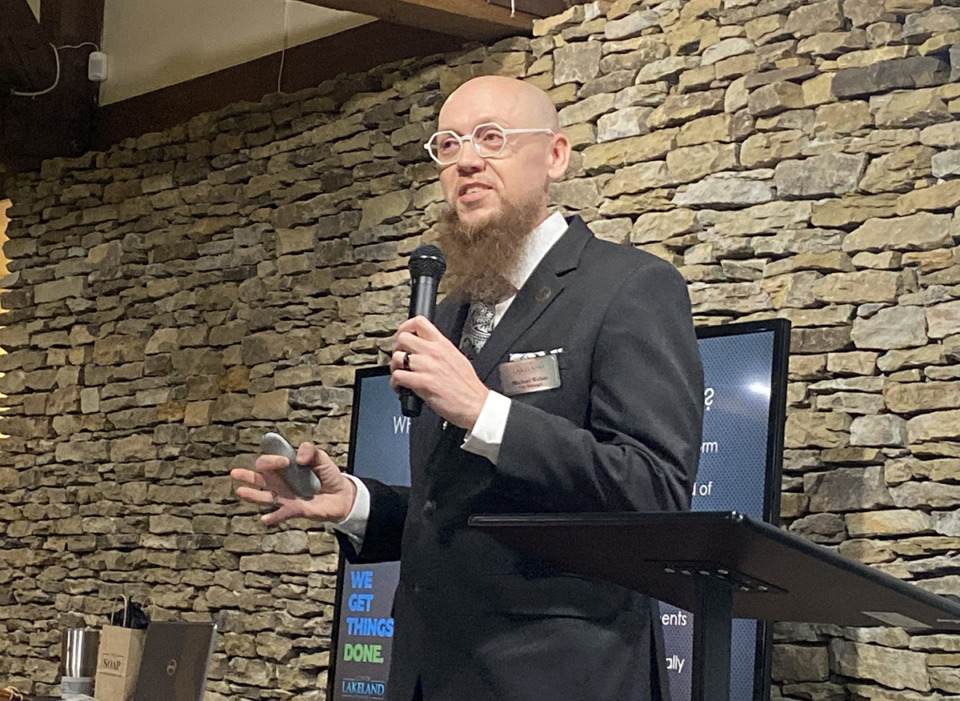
[328, 473, 369, 549]
[461, 390, 511, 465]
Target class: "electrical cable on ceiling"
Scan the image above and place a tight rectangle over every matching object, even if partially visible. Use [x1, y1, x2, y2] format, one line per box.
[9, 42, 101, 98]
[277, 0, 291, 94]
[492, 0, 517, 18]
[58, 42, 100, 51]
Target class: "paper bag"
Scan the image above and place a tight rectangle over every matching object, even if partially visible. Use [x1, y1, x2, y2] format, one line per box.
[94, 624, 146, 701]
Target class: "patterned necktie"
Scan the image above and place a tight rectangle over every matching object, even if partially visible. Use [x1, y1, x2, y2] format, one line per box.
[459, 302, 496, 360]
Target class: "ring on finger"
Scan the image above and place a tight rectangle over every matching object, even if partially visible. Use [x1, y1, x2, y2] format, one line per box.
[403, 351, 412, 371]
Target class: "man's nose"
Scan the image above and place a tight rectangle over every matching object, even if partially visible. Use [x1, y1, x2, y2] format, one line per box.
[456, 139, 485, 170]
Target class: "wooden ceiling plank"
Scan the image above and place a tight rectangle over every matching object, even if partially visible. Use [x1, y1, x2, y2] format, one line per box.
[302, 0, 538, 41]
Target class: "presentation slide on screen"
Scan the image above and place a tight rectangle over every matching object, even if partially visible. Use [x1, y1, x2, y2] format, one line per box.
[332, 325, 781, 701]
[660, 329, 775, 701]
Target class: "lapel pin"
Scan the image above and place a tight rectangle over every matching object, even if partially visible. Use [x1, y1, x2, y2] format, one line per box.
[536, 286, 551, 302]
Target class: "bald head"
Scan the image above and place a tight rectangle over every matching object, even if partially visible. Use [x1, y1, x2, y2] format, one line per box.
[440, 76, 560, 132]
[432, 74, 571, 241]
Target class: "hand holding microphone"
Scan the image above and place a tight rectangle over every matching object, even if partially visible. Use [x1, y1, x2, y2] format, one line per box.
[391, 245, 491, 429]
[399, 245, 446, 417]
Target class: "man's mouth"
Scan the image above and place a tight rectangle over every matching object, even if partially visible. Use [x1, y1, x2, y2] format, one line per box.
[459, 182, 491, 197]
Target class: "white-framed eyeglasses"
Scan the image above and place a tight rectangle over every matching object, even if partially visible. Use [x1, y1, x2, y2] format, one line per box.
[423, 122, 555, 165]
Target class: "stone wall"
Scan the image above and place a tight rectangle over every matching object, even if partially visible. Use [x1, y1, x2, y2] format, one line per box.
[2, 0, 960, 698]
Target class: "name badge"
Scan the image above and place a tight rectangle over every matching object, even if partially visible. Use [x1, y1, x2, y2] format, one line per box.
[499, 354, 561, 397]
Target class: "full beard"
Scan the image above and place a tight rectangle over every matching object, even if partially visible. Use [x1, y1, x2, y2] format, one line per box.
[435, 192, 547, 305]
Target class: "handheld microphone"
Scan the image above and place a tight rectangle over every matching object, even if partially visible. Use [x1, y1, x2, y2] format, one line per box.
[401, 244, 446, 417]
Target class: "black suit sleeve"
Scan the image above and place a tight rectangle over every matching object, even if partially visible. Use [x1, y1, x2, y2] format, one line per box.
[496, 260, 703, 514]
[337, 479, 408, 563]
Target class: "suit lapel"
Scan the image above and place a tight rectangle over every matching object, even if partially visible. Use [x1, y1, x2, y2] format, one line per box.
[473, 217, 592, 383]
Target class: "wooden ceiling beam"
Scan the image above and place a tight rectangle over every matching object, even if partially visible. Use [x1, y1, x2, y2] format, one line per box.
[301, 0, 538, 41]
[91, 21, 464, 150]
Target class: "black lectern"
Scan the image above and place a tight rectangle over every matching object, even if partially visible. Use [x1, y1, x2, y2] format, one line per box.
[471, 511, 960, 701]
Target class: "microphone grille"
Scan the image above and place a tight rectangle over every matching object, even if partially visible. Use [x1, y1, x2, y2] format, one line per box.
[409, 244, 446, 279]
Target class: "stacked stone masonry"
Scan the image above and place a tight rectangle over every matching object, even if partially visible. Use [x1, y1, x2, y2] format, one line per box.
[1, 0, 960, 698]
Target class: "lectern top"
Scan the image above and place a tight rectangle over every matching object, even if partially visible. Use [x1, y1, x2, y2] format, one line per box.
[470, 511, 960, 630]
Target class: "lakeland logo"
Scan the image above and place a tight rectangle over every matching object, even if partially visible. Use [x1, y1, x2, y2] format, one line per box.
[341, 678, 386, 698]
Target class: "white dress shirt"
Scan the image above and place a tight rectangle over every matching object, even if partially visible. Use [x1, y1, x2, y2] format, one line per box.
[336, 211, 569, 544]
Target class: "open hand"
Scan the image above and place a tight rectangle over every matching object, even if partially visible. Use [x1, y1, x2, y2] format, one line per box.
[231, 443, 357, 526]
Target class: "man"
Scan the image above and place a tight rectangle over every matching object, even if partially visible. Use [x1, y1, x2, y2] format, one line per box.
[232, 76, 703, 701]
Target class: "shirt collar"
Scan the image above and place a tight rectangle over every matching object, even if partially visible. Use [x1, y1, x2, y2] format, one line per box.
[507, 210, 568, 293]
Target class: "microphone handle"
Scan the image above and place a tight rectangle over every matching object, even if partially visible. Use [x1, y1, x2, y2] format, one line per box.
[401, 275, 440, 417]
[400, 389, 422, 417]
[409, 276, 439, 319]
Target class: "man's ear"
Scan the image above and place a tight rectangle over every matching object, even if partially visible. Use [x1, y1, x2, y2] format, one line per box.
[546, 132, 572, 181]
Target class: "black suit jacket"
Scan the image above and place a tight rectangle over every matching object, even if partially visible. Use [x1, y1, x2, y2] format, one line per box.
[347, 217, 704, 701]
